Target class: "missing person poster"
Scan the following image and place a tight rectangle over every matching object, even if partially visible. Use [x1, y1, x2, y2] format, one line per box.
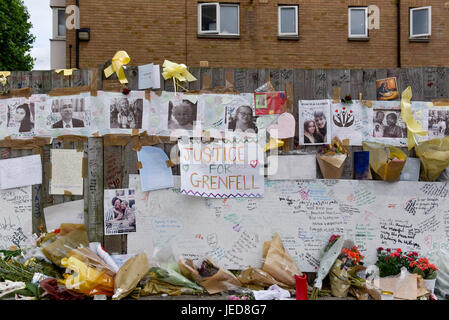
[178, 140, 264, 198]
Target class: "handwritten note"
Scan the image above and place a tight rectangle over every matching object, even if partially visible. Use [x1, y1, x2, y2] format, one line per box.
[43, 199, 84, 231]
[0, 155, 42, 189]
[50, 149, 84, 195]
[0, 186, 32, 249]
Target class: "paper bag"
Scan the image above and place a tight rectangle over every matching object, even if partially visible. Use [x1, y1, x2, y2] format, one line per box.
[368, 272, 428, 300]
[262, 233, 302, 288]
[238, 267, 289, 289]
[362, 141, 407, 182]
[415, 137, 449, 181]
[317, 154, 347, 179]
[42, 227, 89, 267]
[113, 253, 150, 300]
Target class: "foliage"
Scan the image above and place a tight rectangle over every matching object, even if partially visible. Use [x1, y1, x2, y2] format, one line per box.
[0, 0, 35, 71]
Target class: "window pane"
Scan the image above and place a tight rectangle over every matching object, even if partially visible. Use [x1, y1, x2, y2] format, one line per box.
[201, 5, 217, 31]
[412, 9, 429, 35]
[58, 10, 66, 36]
[280, 8, 296, 34]
[350, 9, 366, 35]
[220, 5, 239, 34]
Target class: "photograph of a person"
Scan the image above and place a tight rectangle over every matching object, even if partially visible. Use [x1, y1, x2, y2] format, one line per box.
[255, 94, 267, 109]
[373, 109, 406, 138]
[226, 105, 258, 133]
[376, 77, 399, 101]
[299, 101, 331, 145]
[7, 102, 35, 133]
[168, 99, 197, 130]
[110, 97, 143, 129]
[428, 109, 449, 138]
[104, 189, 136, 235]
[50, 98, 86, 129]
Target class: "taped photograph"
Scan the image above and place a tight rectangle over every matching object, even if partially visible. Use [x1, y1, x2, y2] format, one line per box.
[298, 100, 331, 145]
[104, 189, 137, 235]
[110, 96, 143, 129]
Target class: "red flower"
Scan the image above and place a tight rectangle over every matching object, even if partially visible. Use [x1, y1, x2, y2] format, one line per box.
[335, 109, 338, 113]
[377, 247, 384, 251]
[386, 248, 391, 252]
[408, 257, 414, 261]
[350, 110, 353, 113]
[342, 107, 346, 110]
[122, 88, 130, 95]
[396, 248, 402, 253]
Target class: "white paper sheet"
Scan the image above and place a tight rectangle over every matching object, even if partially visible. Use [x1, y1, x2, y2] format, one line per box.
[0, 186, 33, 249]
[50, 149, 84, 195]
[138, 63, 161, 90]
[267, 155, 317, 180]
[0, 155, 42, 189]
[43, 199, 85, 231]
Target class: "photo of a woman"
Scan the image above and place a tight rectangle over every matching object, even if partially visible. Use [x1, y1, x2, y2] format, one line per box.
[303, 120, 323, 144]
[7, 103, 34, 133]
[168, 99, 197, 130]
[104, 190, 137, 235]
[227, 105, 258, 133]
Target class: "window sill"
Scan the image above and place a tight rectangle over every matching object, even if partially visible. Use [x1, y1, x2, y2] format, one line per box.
[50, 37, 66, 41]
[278, 35, 300, 41]
[409, 36, 430, 42]
[348, 36, 370, 41]
[197, 34, 240, 39]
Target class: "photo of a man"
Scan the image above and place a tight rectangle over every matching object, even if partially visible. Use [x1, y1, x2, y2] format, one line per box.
[372, 109, 405, 138]
[52, 99, 85, 129]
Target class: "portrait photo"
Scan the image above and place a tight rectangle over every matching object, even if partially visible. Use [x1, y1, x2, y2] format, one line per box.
[49, 97, 87, 129]
[110, 97, 143, 129]
[226, 104, 258, 134]
[373, 109, 406, 138]
[167, 99, 197, 131]
[104, 189, 137, 235]
[428, 109, 449, 138]
[255, 94, 268, 110]
[7, 102, 35, 133]
[376, 77, 399, 101]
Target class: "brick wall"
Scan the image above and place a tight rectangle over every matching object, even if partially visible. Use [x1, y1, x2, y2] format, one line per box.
[65, 0, 448, 69]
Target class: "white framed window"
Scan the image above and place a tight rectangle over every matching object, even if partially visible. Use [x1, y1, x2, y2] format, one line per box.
[57, 8, 66, 37]
[348, 7, 368, 38]
[278, 5, 298, 37]
[198, 3, 240, 36]
[410, 6, 431, 38]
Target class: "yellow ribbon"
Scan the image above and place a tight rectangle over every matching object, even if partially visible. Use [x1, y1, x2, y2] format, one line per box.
[104, 51, 131, 84]
[264, 137, 284, 152]
[0, 71, 11, 86]
[162, 60, 197, 92]
[55, 68, 77, 76]
[400, 86, 428, 150]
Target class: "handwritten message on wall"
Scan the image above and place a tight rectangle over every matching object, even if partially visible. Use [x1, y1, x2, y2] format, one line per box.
[179, 140, 264, 198]
[127, 175, 449, 272]
[0, 186, 32, 250]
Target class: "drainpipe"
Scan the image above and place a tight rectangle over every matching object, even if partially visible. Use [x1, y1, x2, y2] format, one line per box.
[397, 0, 401, 68]
[75, 0, 80, 69]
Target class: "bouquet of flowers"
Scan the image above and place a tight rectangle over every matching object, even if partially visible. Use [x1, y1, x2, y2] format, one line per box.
[329, 245, 365, 297]
[375, 248, 410, 278]
[316, 138, 350, 179]
[310, 235, 344, 299]
[409, 257, 438, 280]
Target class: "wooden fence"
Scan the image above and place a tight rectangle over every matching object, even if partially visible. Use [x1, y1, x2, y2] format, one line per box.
[1, 66, 448, 254]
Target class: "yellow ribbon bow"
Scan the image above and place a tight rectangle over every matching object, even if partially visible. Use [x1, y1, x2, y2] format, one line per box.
[55, 68, 78, 76]
[400, 86, 428, 150]
[0, 71, 11, 86]
[104, 51, 131, 84]
[162, 60, 197, 92]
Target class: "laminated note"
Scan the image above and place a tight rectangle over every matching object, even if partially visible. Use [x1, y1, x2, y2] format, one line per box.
[50, 149, 84, 195]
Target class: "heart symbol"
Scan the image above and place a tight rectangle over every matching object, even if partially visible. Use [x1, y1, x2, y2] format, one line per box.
[182, 164, 190, 171]
[267, 112, 296, 139]
[250, 160, 258, 168]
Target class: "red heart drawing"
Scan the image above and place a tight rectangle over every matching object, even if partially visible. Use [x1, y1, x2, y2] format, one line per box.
[250, 160, 258, 168]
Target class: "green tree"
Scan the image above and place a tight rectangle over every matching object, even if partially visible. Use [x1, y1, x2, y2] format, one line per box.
[0, 0, 35, 70]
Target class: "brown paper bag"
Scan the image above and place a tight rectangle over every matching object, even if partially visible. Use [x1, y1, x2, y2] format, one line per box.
[368, 273, 428, 300]
[262, 233, 302, 288]
[362, 141, 407, 182]
[42, 227, 89, 267]
[237, 267, 289, 289]
[316, 154, 347, 179]
[113, 253, 150, 300]
[178, 259, 200, 282]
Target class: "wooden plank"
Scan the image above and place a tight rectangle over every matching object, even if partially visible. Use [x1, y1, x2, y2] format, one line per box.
[279, 68, 293, 92]
[211, 68, 225, 88]
[200, 67, 212, 90]
[257, 69, 269, 88]
[87, 138, 104, 243]
[21, 71, 32, 89]
[50, 139, 64, 205]
[405, 67, 424, 101]
[327, 69, 350, 100]
[293, 69, 305, 144]
[188, 67, 201, 91]
[350, 69, 363, 99]
[234, 68, 247, 93]
[313, 69, 327, 99]
[435, 67, 449, 99]
[304, 69, 314, 100]
[423, 67, 438, 100]
[41, 144, 53, 209]
[246, 68, 259, 92]
[268, 69, 280, 91]
[362, 69, 377, 100]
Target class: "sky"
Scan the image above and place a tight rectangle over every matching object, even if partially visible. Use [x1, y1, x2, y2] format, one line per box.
[23, 0, 52, 70]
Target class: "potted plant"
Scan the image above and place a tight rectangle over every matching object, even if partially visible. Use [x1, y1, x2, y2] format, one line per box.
[375, 248, 410, 277]
[408, 257, 438, 294]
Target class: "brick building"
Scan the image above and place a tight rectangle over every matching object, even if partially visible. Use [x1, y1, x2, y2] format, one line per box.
[51, 1, 448, 70]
